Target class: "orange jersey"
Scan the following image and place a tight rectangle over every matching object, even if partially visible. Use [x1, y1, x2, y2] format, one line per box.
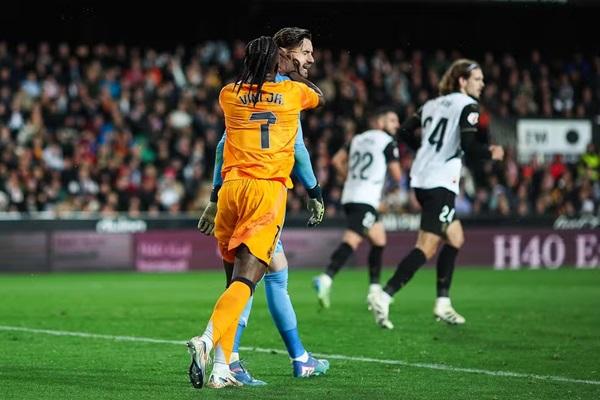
[219, 80, 319, 188]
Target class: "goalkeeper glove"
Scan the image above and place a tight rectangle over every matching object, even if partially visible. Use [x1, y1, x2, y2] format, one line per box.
[197, 201, 217, 235]
[197, 186, 220, 235]
[306, 184, 324, 227]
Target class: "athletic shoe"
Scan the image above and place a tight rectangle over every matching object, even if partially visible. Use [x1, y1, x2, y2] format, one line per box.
[367, 283, 382, 310]
[187, 336, 211, 389]
[434, 298, 466, 325]
[313, 274, 332, 309]
[230, 360, 267, 386]
[206, 367, 243, 389]
[292, 354, 330, 377]
[367, 291, 394, 329]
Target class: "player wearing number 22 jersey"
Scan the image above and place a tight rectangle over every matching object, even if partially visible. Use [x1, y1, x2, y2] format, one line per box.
[216, 79, 319, 265]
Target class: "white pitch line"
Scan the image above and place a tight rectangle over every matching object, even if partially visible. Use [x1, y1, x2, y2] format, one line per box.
[1, 325, 598, 386]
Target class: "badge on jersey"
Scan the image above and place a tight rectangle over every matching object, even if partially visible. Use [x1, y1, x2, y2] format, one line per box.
[467, 112, 479, 126]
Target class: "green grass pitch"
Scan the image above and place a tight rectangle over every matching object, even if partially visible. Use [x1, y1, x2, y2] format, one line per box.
[1, 268, 599, 399]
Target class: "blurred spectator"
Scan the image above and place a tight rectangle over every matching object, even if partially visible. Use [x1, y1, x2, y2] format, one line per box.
[0, 41, 598, 219]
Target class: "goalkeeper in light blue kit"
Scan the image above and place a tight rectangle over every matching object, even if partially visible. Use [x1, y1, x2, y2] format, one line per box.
[196, 27, 329, 388]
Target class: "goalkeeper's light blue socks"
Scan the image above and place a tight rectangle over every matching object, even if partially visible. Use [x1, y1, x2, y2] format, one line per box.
[231, 294, 253, 361]
[231, 268, 307, 361]
[265, 268, 306, 359]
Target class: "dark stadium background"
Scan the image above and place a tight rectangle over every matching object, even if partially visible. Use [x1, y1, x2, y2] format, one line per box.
[1, 1, 599, 54]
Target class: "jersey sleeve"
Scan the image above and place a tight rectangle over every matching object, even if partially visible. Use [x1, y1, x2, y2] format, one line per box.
[218, 86, 227, 110]
[383, 140, 400, 163]
[295, 82, 320, 110]
[397, 106, 422, 151]
[459, 103, 480, 133]
[212, 131, 226, 187]
[292, 123, 318, 189]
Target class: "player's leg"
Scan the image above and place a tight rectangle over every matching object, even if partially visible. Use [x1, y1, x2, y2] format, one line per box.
[211, 260, 254, 386]
[314, 204, 375, 308]
[221, 259, 251, 365]
[221, 254, 268, 386]
[366, 221, 386, 297]
[313, 229, 361, 308]
[368, 188, 445, 329]
[188, 179, 282, 389]
[367, 230, 440, 329]
[434, 219, 466, 324]
[266, 248, 329, 377]
[187, 186, 238, 389]
[383, 230, 440, 295]
[206, 246, 266, 388]
[324, 230, 362, 279]
[230, 294, 252, 364]
[188, 245, 264, 389]
[225, 293, 267, 386]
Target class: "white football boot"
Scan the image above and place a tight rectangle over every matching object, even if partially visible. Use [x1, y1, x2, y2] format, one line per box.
[206, 364, 243, 389]
[434, 297, 466, 325]
[366, 283, 382, 310]
[187, 336, 212, 389]
[367, 290, 394, 330]
[313, 274, 332, 309]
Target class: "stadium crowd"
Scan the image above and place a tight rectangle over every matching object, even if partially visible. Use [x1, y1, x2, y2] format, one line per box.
[0, 40, 598, 218]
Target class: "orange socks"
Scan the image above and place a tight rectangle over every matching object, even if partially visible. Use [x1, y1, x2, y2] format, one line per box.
[205, 280, 252, 359]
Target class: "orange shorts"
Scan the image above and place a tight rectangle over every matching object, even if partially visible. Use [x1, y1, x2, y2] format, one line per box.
[214, 179, 287, 266]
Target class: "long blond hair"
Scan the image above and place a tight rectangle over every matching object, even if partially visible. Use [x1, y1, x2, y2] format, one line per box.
[438, 59, 480, 95]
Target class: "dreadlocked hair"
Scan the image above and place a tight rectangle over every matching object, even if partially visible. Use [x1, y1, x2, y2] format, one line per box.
[234, 36, 279, 106]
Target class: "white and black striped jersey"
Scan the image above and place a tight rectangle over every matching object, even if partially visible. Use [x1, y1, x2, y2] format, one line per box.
[410, 92, 479, 194]
[341, 129, 399, 209]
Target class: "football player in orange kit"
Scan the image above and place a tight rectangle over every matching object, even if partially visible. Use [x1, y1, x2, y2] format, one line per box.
[186, 35, 325, 389]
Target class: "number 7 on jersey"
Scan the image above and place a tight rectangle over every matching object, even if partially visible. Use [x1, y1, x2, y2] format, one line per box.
[250, 112, 277, 149]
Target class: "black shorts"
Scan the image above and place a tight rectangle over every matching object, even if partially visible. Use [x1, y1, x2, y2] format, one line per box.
[343, 203, 380, 236]
[414, 187, 457, 237]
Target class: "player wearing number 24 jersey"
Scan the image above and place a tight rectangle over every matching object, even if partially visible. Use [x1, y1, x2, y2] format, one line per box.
[367, 59, 504, 330]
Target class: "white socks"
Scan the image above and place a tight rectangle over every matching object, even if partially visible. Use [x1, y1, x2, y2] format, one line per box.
[320, 273, 332, 287]
[369, 283, 382, 294]
[380, 290, 392, 304]
[211, 361, 230, 375]
[292, 351, 309, 363]
[436, 296, 451, 308]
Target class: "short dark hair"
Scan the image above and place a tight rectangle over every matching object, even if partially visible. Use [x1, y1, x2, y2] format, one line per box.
[368, 105, 397, 120]
[273, 27, 312, 49]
